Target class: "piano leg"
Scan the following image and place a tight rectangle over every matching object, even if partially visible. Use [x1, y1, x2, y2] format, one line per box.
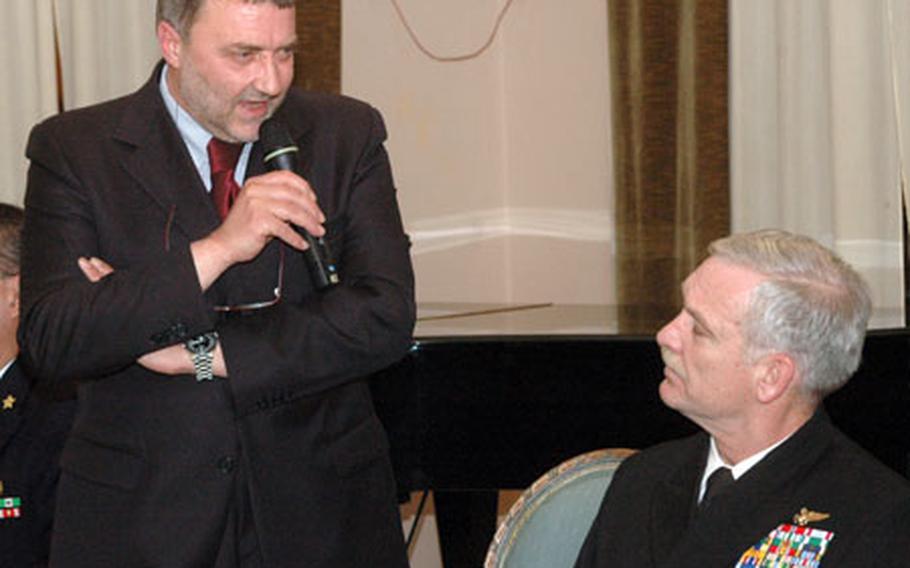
[434, 490, 498, 568]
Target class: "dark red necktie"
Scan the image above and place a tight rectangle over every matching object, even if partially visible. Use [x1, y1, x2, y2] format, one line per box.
[207, 138, 243, 220]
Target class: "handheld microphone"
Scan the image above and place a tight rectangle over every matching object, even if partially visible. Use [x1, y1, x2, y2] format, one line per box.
[259, 118, 340, 289]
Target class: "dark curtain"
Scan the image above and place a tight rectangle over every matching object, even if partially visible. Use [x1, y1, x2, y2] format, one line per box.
[295, 0, 341, 93]
[609, 0, 729, 332]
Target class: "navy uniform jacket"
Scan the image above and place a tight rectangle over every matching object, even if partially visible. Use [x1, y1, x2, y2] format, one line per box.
[0, 360, 75, 567]
[20, 62, 415, 567]
[575, 412, 910, 567]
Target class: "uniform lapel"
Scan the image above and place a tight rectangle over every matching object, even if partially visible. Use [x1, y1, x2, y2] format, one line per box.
[647, 435, 707, 565]
[0, 363, 29, 454]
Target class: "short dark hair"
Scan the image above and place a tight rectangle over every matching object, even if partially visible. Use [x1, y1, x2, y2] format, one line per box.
[157, 0, 296, 37]
[0, 204, 24, 277]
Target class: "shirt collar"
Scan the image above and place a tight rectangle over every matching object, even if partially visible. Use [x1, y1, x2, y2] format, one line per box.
[0, 359, 13, 382]
[158, 65, 252, 191]
[698, 432, 792, 501]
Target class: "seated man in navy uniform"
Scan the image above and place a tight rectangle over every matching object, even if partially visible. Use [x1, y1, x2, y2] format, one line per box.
[0, 203, 75, 566]
[575, 229, 910, 567]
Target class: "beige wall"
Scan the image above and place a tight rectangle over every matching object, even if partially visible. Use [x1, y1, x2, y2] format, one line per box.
[342, 0, 614, 305]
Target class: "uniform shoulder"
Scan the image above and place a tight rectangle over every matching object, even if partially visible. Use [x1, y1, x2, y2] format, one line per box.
[825, 426, 910, 499]
[617, 432, 706, 477]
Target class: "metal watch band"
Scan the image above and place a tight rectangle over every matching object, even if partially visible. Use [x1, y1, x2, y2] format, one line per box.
[192, 350, 215, 382]
[185, 332, 218, 382]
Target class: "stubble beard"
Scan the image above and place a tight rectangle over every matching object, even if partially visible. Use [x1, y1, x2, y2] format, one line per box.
[177, 58, 281, 143]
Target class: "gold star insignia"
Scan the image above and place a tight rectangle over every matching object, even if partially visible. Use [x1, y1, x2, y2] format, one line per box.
[793, 507, 831, 526]
[2, 394, 14, 410]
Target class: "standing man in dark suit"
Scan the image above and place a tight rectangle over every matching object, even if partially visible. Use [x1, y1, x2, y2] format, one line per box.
[20, 1, 414, 566]
[575, 230, 910, 567]
[0, 204, 74, 567]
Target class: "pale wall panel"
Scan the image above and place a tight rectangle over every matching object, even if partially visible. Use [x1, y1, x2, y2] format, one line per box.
[342, 0, 614, 305]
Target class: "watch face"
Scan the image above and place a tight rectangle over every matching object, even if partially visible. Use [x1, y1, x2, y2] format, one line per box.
[186, 332, 217, 354]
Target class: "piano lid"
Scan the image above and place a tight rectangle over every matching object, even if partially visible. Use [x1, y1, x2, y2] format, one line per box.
[415, 302, 906, 340]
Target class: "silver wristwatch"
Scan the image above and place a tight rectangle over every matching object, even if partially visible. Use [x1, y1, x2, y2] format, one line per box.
[185, 331, 218, 382]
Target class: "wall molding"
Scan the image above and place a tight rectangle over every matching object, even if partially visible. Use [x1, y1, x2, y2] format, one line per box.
[408, 207, 614, 254]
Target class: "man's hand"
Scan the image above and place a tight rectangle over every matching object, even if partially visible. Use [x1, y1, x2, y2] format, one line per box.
[77, 256, 228, 378]
[191, 170, 325, 291]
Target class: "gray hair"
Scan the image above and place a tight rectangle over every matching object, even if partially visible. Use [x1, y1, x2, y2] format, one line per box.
[157, 0, 295, 38]
[708, 229, 871, 398]
[0, 204, 23, 278]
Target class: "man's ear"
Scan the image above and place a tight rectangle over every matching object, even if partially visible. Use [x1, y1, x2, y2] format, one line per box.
[7, 275, 18, 319]
[157, 20, 183, 68]
[754, 352, 797, 404]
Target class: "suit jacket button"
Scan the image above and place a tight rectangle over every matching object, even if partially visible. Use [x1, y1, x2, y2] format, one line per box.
[217, 456, 236, 474]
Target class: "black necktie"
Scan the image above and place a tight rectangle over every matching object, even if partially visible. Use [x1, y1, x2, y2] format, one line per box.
[208, 138, 243, 220]
[700, 466, 734, 510]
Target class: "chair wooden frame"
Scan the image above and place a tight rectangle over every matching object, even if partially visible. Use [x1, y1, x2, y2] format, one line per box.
[485, 448, 637, 568]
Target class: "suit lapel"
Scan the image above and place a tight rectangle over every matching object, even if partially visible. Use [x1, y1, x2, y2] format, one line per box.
[111, 62, 221, 245]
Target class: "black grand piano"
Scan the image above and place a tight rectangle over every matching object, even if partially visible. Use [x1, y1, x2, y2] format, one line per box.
[370, 303, 910, 566]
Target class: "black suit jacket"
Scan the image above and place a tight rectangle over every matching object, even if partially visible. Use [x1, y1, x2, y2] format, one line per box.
[0, 360, 74, 567]
[575, 412, 910, 567]
[20, 63, 415, 567]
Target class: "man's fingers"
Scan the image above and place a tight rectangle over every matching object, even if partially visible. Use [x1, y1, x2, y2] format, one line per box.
[78, 256, 115, 283]
[207, 171, 327, 268]
[241, 188, 325, 239]
[77, 258, 99, 282]
[260, 170, 320, 203]
[243, 172, 326, 227]
[278, 206, 325, 238]
[272, 222, 310, 252]
[89, 257, 114, 275]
